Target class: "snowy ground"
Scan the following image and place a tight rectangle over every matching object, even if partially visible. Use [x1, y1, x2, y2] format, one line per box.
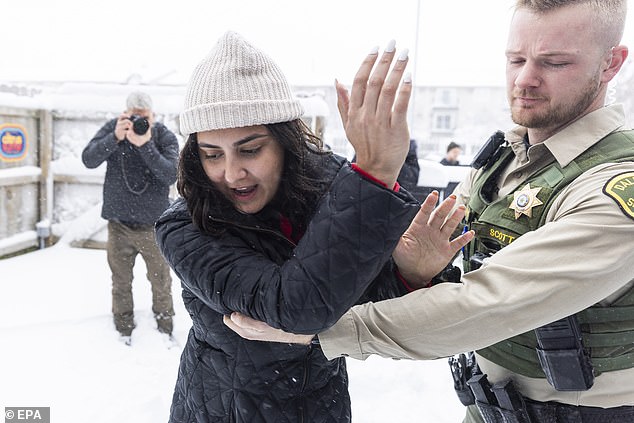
[0, 243, 465, 422]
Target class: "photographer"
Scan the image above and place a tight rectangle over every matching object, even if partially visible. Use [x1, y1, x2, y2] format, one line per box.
[82, 91, 179, 344]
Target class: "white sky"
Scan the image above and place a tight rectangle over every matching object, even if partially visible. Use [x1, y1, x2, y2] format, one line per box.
[2, 0, 634, 87]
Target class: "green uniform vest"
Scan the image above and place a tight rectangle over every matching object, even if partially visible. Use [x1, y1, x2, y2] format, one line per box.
[463, 130, 634, 378]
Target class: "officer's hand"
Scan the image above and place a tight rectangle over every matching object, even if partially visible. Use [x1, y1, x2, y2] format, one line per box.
[393, 192, 474, 287]
[223, 313, 314, 345]
[337, 41, 412, 188]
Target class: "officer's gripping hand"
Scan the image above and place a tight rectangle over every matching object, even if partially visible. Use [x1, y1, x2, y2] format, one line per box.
[223, 313, 313, 345]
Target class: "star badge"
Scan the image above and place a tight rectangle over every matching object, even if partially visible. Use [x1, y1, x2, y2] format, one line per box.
[509, 183, 543, 219]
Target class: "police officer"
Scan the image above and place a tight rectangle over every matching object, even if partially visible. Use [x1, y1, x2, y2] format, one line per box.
[225, 1, 634, 421]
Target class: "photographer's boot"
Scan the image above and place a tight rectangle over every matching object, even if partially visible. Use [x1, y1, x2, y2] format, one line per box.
[114, 313, 135, 336]
[114, 313, 135, 346]
[156, 313, 173, 335]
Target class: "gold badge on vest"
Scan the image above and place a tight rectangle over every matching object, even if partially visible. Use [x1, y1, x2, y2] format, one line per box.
[509, 183, 543, 219]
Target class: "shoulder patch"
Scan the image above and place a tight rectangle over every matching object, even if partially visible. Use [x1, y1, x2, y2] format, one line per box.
[602, 171, 634, 221]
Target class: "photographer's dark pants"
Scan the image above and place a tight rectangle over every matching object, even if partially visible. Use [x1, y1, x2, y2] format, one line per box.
[107, 221, 174, 336]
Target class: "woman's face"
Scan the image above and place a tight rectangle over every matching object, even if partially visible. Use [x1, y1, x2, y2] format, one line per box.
[197, 125, 284, 214]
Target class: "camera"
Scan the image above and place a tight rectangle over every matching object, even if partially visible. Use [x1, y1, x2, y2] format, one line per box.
[471, 130, 506, 170]
[128, 115, 150, 135]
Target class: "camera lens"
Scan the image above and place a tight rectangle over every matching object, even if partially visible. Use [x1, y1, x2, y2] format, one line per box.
[131, 116, 150, 135]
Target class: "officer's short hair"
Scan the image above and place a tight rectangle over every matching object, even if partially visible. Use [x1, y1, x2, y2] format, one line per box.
[126, 91, 153, 111]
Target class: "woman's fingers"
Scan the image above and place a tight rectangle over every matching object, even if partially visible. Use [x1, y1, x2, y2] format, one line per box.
[345, 40, 409, 116]
[416, 191, 440, 223]
[348, 46, 379, 109]
[450, 229, 475, 251]
[376, 49, 410, 123]
[441, 205, 467, 237]
[362, 40, 397, 114]
[389, 70, 412, 127]
[339, 40, 411, 186]
[428, 195, 458, 229]
[335, 79, 350, 126]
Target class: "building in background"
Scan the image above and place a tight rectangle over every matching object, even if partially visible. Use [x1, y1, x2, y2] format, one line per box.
[291, 84, 510, 162]
[1, 67, 633, 255]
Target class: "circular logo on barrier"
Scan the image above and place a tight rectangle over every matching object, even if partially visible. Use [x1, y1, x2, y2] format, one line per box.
[0, 123, 28, 162]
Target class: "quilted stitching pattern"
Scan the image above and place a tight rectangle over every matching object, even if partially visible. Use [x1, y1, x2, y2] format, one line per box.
[156, 154, 419, 422]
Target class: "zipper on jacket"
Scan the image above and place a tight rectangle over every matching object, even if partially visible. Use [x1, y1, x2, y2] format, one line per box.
[210, 217, 298, 248]
[298, 347, 312, 423]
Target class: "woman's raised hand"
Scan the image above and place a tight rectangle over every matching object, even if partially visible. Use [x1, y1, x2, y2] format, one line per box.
[393, 192, 474, 287]
[336, 41, 412, 188]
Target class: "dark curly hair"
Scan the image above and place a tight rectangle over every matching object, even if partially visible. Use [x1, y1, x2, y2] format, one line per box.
[177, 119, 331, 235]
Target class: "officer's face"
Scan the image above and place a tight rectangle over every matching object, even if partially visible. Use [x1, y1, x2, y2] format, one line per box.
[197, 125, 284, 214]
[505, 5, 612, 138]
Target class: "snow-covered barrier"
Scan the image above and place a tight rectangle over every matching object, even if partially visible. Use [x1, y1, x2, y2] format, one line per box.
[0, 83, 333, 255]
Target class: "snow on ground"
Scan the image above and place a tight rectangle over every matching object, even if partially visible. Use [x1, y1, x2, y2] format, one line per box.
[0, 244, 465, 422]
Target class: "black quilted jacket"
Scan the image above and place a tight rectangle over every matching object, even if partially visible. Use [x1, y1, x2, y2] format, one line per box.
[155, 153, 420, 422]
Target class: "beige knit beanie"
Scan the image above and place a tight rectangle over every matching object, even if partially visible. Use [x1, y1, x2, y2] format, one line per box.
[180, 31, 304, 136]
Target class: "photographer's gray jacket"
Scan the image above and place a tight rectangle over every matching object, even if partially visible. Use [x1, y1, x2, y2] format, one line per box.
[82, 118, 179, 225]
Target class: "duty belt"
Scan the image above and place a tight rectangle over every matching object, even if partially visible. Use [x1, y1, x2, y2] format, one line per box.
[449, 358, 634, 423]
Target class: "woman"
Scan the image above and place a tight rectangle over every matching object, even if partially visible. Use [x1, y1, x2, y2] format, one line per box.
[156, 31, 467, 422]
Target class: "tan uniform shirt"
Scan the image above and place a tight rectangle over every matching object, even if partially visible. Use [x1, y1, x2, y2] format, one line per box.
[319, 104, 634, 407]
